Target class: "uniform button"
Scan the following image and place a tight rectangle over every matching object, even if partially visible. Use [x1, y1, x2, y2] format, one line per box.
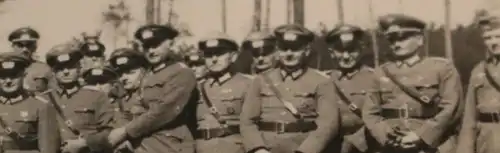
[285, 88, 290, 91]
[227, 107, 235, 114]
[61, 105, 66, 109]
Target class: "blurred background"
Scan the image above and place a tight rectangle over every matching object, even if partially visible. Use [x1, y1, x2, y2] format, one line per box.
[0, 0, 494, 86]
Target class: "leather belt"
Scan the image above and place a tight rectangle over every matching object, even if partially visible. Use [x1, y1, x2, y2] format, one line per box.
[381, 108, 441, 119]
[194, 125, 240, 140]
[478, 112, 500, 123]
[258, 121, 317, 133]
[0, 139, 37, 150]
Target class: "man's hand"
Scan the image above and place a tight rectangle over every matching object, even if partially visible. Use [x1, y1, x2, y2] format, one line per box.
[61, 138, 87, 153]
[400, 131, 421, 149]
[108, 127, 127, 147]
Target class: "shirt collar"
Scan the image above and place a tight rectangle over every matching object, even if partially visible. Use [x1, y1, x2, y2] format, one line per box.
[0, 94, 26, 105]
[209, 72, 233, 86]
[280, 68, 306, 81]
[339, 69, 359, 81]
[152, 63, 166, 73]
[395, 55, 421, 68]
[57, 85, 80, 97]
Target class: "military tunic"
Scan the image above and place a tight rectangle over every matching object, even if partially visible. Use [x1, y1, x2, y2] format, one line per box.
[363, 57, 462, 153]
[457, 60, 500, 153]
[240, 68, 340, 153]
[327, 66, 376, 153]
[195, 73, 252, 153]
[48, 86, 114, 152]
[123, 62, 197, 153]
[0, 94, 59, 153]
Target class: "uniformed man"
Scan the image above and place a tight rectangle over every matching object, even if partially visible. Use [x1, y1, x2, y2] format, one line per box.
[362, 14, 463, 153]
[182, 45, 208, 82]
[0, 51, 59, 153]
[44, 43, 113, 153]
[457, 7, 500, 153]
[104, 24, 197, 153]
[107, 48, 149, 152]
[240, 24, 340, 153]
[241, 31, 277, 74]
[193, 33, 252, 153]
[81, 29, 102, 44]
[323, 24, 377, 153]
[8, 27, 53, 92]
[79, 42, 107, 74]
[80, 66, 118, 95]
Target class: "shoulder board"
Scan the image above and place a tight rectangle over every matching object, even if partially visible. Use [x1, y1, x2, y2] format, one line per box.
[34, 95, 49, 104]
[239, 73, 255, 79]
[312, 69, 330, 78]
[82, 85, 101, 91]
[361, 66, 375, 72]
[426, 57, 450, 63]
[178, 62, 188, 69]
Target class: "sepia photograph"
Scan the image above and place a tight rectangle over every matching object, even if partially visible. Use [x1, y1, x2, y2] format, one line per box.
[0, 0, 494, 153]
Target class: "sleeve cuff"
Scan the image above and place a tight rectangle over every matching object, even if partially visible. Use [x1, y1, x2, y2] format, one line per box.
[415, 121, 442, 147]
[85, 132, 114, 152]
[247, 146, 268, 153]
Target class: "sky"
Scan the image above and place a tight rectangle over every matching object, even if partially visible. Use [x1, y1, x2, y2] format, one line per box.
[0, 0, 490, 57]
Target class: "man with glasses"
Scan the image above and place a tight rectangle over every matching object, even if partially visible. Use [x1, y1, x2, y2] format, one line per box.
[323, 24, 376, 153]
[457, 7, 500, 153]
[242, 31, 277, 74]
[104, 24, 197, 153]
[240, 24, 340, 153]
[8, 27, 53, 93]
[362, 14, 462, 153]
[193, 33, 253, 153]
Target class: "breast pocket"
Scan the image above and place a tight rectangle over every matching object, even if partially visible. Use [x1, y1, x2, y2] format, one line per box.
[415, 83, 440, 103]
[294, 92, 318, 117]
[260, 90, 280, 108]
[377, 88, 395, 104]
[14, 113, 37, 136]
[73, 108, 96, 126]
[220, 96, 243, 115]
[142, 82, 165, 103]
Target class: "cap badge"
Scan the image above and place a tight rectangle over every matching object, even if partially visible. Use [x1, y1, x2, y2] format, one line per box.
[91, 69, 103, 76]
[142, 30, 153, 39]
[116, 57, 128, 65]
[20, 111, 28, 118]
[206, 39, 219, 47]
[20, 34, 31, 40]
[387, 25, 401, 32]
[57, 54, 70, 62]
[340, 33, 354, 42]
[89, 44, 99, 51]
[252, 40, 264, 48]
[284, 32, 297, 41]
[189, 55, 200, 61]
[1, 62, 14, 69]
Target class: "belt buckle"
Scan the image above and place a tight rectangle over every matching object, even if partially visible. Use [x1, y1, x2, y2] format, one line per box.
[276, 122, 286, 134]
[494, 112, 500, 123]
[203, 128, 211, 140]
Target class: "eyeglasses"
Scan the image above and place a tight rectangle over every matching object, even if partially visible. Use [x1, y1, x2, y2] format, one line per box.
[83, 51, 104, 58]
[276, 42, 307, 51]
[385, 31, 420, 43]
[250, 46, 276, 57]
[12, 41, 36, 49]
[203, 49, 230, 58]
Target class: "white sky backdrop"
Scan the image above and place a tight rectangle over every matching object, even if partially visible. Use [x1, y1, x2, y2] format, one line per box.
[0, 0, 492, 58]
